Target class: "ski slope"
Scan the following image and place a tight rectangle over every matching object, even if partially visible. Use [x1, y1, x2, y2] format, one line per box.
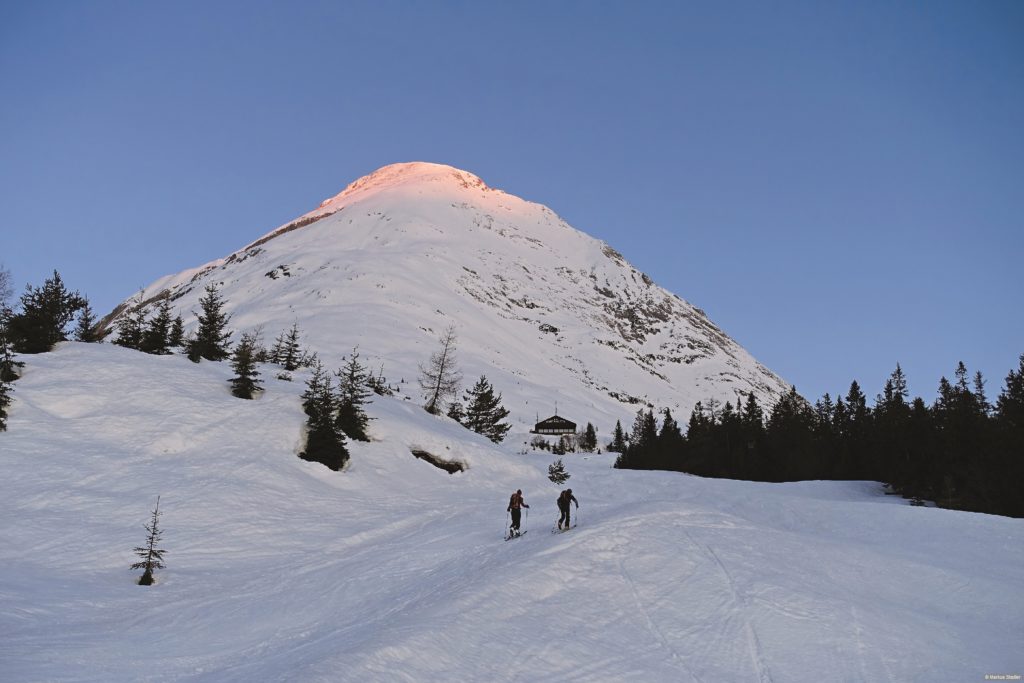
[2, 344, 1022, 682]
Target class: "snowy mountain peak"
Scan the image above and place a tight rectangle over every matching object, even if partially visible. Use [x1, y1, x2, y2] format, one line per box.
[104, 163, 791, 431]
[318, 161, 495, 210]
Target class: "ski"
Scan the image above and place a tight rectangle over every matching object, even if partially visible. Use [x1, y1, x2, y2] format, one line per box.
[504, 531, 527, 541]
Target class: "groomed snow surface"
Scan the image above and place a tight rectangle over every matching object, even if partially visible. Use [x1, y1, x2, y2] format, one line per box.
[2, 344, 1022, 682]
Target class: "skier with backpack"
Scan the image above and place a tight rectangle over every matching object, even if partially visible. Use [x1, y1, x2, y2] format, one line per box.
[507, 489, 529, 537]
[557, 488, 578, 530]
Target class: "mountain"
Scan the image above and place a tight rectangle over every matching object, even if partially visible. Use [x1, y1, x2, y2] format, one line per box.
[101, 161, 789, 432]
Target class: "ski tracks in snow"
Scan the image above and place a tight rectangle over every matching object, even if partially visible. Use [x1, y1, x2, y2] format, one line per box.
[616, 555, 705, 683]
[689, 534, 773, 683]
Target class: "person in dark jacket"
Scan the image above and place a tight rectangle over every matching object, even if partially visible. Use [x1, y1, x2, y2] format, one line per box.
[507, 489, 529, 537]
[557, 488, 579, 530]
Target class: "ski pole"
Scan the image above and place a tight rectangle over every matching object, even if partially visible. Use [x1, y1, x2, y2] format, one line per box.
[504, 510, 510, 539]
[524, 507, 529, 533]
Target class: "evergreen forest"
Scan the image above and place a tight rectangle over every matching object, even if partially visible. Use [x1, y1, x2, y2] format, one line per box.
[614, 360, 1024, 518]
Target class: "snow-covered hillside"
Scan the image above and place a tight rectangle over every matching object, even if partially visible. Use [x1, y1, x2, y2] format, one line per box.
[101, 161, 788, 432]
[2, 344, 1022, 682]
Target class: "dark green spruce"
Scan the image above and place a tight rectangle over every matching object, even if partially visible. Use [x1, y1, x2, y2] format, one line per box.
[299, 363, 349, 470]
[7, 270, 86, 354]
[334, 349, 373, 441]
[229, 332, 262, 399]
[187, 284, 232, 362]
[461, 375, 511, 443]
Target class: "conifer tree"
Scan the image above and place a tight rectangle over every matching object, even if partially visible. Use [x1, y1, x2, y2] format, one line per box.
[656, 408, 684, 469]
[742, 393, 765, 431]
[993, 355, 1024, 517]
[113, 307, 145, 350]
[0, 319, 15, 430]
[608, 419, 627, 453]
[0, 314, 24, 384]
[74, 299, 100, 342]
[995, 355, 1024, 433]
[299, 365, 349, 470]
[229, 332, 262, 399]
[187, 284, 232, 362]
[461, 375, 511, 443]
[954, 361, 970, 394]
[299, 350, 319, 370]
[131, 496, 166, 586]
[579, 422, 598, 452]
[335, 349, 373, 441]
[269, 323, 303, 370]
[141, 298, 174, 355]
[617, 409, 657, 469]
[873, 365, 913, 488]
[8, 270, 86, 353]
[0, 368, 11, 432]
[168, 315, 184, 348]
[301, 362, 329, 417]
[839, 380, 871, 479]
[366, 363, 394, 395]
[973, 371, 990, 417]
[764, 387, 817, 480]
[446, 401, 465, 424]
[630, 409, 658, 454]
[813, 393, 835, 439]
[932, 363, 983, 507]
[282, 323, 303, 371]
[0, 264, 11, 310]
[682, 401, 713, 475]
[419, 325, 462, 414]
[268, 330, 286, 364]
[905, 396, 935, 504]
[548, 458, 570, 484]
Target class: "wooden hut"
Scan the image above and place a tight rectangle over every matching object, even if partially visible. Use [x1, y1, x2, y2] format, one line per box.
[531, 415, 577, 435]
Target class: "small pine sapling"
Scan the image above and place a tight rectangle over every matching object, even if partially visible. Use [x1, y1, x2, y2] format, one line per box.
[367, 364, 395, 396]
[131, 496, 166, 586]
[446, 401, 465, 424]
[548, 459, 570, 485]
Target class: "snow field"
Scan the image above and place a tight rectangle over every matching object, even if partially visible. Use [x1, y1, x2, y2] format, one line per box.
[1, 343, 1022, 682]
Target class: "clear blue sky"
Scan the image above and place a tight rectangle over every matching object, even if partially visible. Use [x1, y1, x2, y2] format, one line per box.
[2, 0, 1021, 404]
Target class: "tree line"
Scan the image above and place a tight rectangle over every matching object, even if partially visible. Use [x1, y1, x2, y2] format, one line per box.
[613, 360, 1024, 518]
